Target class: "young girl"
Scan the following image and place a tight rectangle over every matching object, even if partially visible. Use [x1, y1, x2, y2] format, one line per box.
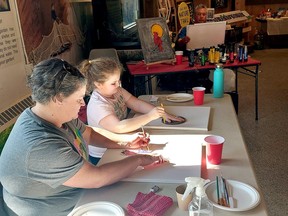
[79, 57, 184, 164]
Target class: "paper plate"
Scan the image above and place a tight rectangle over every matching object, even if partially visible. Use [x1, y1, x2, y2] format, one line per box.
[205, 180, 260, 211]
[166, 93, 193, 102]
[68, 201, 125, 216]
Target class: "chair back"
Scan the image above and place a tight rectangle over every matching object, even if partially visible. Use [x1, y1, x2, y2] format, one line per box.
[89, 48, 120, 64]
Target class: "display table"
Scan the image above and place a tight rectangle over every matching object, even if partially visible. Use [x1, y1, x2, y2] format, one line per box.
[256, 17, 288, 48]
[127, 57, 261, 120]
[267, 17, 288, 35]
[72, 94, 268, 216]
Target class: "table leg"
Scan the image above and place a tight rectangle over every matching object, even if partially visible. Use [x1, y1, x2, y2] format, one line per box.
[147, 75, 153, 95]
[130, 75, 135, 95]
[235, 68, 238, 93]
[255, 65, 259, 120]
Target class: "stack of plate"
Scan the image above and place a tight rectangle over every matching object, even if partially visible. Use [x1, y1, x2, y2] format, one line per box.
[166, 93, 193, 103]
[68, 201, 125, 216]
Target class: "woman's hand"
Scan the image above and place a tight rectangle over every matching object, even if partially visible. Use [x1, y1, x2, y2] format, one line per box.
[135, 154, 165, 167]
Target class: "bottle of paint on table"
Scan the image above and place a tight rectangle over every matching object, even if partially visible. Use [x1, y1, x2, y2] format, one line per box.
[187, 49, 195, 67]
[243, 45, 248, 62]
[213, 64, 224, 98]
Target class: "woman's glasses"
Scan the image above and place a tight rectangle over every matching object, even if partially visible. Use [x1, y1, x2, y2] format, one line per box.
[54, 61, 84, 93]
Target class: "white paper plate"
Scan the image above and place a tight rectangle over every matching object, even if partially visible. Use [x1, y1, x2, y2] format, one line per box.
[205, 180, 260, 211]
[166, 93, 193, 102]
[68, 201, 125, 216]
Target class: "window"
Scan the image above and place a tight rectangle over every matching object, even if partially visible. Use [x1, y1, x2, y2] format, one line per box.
[122, 0, 140, 31]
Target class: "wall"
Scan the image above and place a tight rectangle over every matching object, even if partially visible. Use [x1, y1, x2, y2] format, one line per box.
[0, 0, 91, 132]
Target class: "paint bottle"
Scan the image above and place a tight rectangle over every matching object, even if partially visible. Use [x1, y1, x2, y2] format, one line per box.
[208, 46, 215, 64]
[238, 45, 243, 62]
[243, 45, 248, 62]
[214, 47, 220, 64]
[213, 64, 224, 98]
[187, 49, 195, 67]
[229, 44, 234, 63]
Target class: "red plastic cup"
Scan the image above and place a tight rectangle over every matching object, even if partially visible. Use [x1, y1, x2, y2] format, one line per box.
[175, 51, 183, 65]
[205, 135, 225, 165]
[192, 87, 206, 105]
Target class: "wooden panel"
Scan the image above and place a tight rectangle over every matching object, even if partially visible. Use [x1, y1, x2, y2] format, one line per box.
[246, 0, 288, 5]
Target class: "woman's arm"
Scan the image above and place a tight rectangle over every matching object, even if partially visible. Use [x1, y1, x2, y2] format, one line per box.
[63, 154, 164, 188]
[83, 126, 149, 149]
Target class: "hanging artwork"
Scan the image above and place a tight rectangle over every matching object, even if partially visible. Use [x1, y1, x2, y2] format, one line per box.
[136, 17, 175, 65]
[0, 0, 10, 12]
[211, 0, 228, 8]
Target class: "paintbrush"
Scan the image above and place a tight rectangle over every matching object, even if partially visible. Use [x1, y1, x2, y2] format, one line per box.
[160, 103, 166, 123]
[141, 125, 149, 151]
[216, 176, 220, 205]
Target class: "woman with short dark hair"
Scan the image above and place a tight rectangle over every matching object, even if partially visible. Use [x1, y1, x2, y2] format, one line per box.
[0, 58, 164, 216]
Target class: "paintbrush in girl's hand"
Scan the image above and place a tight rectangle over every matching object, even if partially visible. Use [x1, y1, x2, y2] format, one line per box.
[160, 103, 166, 123]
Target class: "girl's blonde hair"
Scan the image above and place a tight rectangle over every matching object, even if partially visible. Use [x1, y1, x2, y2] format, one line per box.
[78, 57, 123, 93]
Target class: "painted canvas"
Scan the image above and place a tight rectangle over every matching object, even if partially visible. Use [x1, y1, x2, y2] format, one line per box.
[136, 17, 174, 65]
[211, 0, 228, 8]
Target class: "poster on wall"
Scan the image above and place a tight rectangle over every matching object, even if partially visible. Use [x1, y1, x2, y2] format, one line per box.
[0, 0, 30, 113]
[136, 17, 174, 65]
[15, 0, 85, 65]
[211, 0, 228, 8]
[0, 0, 10, 12]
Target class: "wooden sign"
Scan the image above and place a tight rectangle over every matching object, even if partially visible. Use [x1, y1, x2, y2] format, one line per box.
[178, 2, 190, 28]
[136, 17, 175, 66]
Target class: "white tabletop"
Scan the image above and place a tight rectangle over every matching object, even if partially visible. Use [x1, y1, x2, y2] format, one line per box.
[73, 94, 268, 216]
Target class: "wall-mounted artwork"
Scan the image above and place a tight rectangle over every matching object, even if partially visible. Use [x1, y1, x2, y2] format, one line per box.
[15, 0, 85, 65]
[211, 0, 228, 8]
[207, 8, 215, 21]
[0, 0, 10, 12]
[136, 17, 175, 65]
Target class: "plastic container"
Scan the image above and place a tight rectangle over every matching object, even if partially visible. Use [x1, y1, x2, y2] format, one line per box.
[181, 177, 213, 216]
[213, 64, 224, 98]
[188, 190, 214, 216]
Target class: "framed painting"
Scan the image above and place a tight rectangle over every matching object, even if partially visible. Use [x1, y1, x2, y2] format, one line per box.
[207, 8, 215, 21]
[211, 0, 228, 8]
[0, 0, 10, 12]
[136, 17, 175, 65]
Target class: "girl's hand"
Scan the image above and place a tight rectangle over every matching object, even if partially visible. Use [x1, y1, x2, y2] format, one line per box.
[165, 113, 186, 123]
[147, 106, 165, 120]
[125, 132, 150, 149]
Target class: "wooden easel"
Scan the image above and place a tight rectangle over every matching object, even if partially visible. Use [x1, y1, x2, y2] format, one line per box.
[145, 58, 175, 70]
